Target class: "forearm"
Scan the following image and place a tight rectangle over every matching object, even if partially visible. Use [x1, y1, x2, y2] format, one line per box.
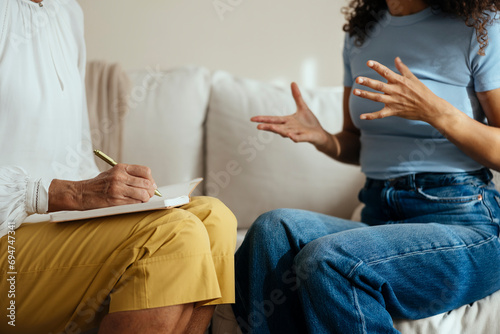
[430, 100, 500, 171]
[48, 179, 82, 212]
[317, 130, 360, 166]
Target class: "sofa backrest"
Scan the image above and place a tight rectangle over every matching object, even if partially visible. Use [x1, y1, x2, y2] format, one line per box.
[121, 66, 364, 228]
[206, 70, 364, 228]
[122, 66, 211, 189]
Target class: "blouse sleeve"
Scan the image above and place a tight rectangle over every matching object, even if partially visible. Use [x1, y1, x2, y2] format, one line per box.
[0, 166, 49, 238]
[470, 16, 500, 92]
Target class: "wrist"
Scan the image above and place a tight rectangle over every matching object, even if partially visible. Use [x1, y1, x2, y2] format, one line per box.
[48, 179, 82, 212]
[316, 132, 340, 157]
[426, 97, 461, 136]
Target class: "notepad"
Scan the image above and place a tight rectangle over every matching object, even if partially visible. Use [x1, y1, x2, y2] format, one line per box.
[23, 178, 203, 223]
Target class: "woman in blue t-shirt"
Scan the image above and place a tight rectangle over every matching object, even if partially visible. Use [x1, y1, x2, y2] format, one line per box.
[232, 0, 500, 333]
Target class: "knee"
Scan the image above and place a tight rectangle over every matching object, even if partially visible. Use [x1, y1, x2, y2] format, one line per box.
[294, 236, 361, 283]
[125, 209, 213, 257]
[291, 239, 341, 293]
[191, 196, 238, 248]
[170, 214, 214, 254]
[247, 208, 301, 242]
[190, 196, 237, 227]
[295, 237, 327, 269]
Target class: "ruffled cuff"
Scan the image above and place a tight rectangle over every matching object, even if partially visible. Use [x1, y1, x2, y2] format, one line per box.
[0, 167, 49, 238]
[25, 178, 49, 215]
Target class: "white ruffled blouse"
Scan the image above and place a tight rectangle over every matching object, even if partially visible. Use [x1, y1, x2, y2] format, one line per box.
[0, 0, 100, 238]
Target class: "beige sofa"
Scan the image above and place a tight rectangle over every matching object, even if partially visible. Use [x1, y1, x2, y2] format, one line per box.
[97, 65, 500, 333]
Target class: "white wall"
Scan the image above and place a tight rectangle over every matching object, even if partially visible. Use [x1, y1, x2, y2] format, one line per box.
[78, 0, 348, 88]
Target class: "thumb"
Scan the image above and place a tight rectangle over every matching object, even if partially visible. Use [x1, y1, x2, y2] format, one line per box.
[395, 57, 416, 79]
[291, 82, 309, 111]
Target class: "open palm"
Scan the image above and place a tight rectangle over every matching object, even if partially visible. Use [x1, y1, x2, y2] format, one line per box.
[251, 82, 329, 147]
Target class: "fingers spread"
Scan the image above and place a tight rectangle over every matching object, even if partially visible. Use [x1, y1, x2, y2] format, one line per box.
[367, 60, 399, 82]
[353, 88, 388, 104]
[291, 82, 308, 109]
[395, 57, 417, 79]
[356, 77, 391, 94]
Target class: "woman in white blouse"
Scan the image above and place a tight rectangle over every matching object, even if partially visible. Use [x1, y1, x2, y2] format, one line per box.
[0, 1, 237, 333]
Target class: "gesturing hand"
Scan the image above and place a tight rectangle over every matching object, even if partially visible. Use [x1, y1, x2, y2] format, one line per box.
[48, 164, 157, 212]
[251, 82, 330, 148]
[353, 57, 446, 123]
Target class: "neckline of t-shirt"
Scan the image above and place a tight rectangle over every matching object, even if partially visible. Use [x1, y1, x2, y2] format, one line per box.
[387, 7, 435, 26]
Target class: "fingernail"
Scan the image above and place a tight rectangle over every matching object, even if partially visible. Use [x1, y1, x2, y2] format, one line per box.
[368, 61, 374, 67]
[358, 77, 364, 84]
[354, 89, 361, 96]
[360, 115, 367, 120]
[153, 183, 157, 188]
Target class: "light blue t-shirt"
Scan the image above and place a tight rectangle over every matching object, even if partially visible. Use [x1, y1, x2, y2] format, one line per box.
[343, 7, 500, 180]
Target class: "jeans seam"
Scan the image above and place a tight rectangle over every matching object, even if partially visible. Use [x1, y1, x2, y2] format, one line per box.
[365, 236, 497, 266]
[481, 188, 495, 224]
[351, 284, 368, 334]
[347, 261, 363, 279]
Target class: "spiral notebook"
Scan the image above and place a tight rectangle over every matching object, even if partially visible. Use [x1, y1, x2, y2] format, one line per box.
[24, 178, 203, 223]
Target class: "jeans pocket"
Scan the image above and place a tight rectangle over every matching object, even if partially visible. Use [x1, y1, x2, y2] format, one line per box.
[415, 185, 484, 203]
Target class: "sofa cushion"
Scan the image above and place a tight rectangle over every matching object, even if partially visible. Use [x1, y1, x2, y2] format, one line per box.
[206, 71, 365, 229]
[122, 66, 211, 188]
[394, 289, 500, 333]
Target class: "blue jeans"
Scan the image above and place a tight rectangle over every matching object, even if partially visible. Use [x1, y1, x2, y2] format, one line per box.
[232, 168, 500, 333]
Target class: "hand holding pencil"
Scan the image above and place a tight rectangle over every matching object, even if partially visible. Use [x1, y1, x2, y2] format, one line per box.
[94, 150, 162, 197]
[48, 151, 160, 212]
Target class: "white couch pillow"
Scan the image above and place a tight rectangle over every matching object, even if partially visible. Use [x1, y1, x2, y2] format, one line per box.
[206, 71, 365, 229]
[122, 66, 211, 188]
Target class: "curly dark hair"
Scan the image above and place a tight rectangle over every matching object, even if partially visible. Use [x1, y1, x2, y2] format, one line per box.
[342, 0, 499, 55]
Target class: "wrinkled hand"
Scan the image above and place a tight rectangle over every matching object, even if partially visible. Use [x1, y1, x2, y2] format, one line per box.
[353, 57, 444, 123]
[251, 82, 329, 148]
[48, 164, 157, 212]
[77, 164, 156, 210]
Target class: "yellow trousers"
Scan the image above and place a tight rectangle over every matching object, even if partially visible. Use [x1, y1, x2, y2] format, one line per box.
[0, 197, 237, 334]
